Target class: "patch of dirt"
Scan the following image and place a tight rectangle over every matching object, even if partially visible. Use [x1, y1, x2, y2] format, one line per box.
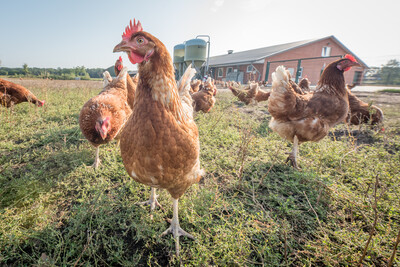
[328, 129, 377, 146]
[354, 91, 400, 106]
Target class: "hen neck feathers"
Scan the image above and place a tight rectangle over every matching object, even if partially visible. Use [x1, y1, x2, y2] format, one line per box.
[316, 65, 347, 97]
[137, 48, 189, 124]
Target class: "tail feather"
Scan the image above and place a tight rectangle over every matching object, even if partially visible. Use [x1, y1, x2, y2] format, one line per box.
[268, 66, 298, 118]
[271, 66, 290, 93]
[178, 64, 196, 118]
[177, 64, 196, 97]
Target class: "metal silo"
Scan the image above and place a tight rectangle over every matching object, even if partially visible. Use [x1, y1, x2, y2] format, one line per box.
[184, 39, 207, 70]
[173, 44, 185, 70]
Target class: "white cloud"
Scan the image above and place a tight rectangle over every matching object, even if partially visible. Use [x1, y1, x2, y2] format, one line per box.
[211, 0, 225, 12]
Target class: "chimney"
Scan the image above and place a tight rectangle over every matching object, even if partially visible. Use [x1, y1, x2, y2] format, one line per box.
[227, 50, 233, 54]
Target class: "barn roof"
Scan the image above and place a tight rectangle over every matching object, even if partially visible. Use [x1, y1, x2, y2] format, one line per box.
[208, 35, 368, 68]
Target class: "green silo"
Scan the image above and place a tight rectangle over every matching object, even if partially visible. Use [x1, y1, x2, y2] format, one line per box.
[173, 44, 185, 70]
[184, 39, 207, 70]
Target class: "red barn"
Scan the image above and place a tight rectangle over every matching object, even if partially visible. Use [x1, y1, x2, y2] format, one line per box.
[208, 35, 368, 85]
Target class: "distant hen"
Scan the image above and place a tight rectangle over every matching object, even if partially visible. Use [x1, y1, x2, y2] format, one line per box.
[192, 77, 216, 112]
[0, 78, 44, 109]
[268, 55, 361, 168]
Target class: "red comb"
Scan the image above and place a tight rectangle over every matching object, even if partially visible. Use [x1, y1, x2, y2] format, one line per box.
[119, 56, 122, 62]
[345, 54, 357, 62]
[122, 19, 143, 41]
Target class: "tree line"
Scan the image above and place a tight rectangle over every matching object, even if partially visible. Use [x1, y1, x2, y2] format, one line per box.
[0, 64, 116, 80]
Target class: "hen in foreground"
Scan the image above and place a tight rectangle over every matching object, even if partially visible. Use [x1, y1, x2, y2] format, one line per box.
[268, 55, 361, 168]
[0, 78, 44, 109]
[113, 19, 203, 255]
[79, 68, 131, 169]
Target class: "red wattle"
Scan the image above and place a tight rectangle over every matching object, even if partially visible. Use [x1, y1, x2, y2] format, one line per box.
[129, 51, 145, 64]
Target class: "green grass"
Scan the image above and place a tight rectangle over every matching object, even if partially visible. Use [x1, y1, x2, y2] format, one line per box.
[379, 88, 400, 93]
[1, 81, 399, 266]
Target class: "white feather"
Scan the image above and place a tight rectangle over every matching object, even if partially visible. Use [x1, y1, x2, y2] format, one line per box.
[102, 71, 113, 87]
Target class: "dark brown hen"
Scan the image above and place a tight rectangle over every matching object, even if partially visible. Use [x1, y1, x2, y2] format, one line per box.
[268, 55, 361, 168]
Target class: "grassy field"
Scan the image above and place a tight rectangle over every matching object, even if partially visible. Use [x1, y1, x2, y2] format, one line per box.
[1, 79, 399, 266]
[380, 89, 400, 94]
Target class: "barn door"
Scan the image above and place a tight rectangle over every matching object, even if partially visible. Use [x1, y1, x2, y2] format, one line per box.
[238, 72, 244, 84]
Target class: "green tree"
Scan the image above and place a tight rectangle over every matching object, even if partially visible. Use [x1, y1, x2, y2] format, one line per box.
[379, 59, 400, 85]
[22, 63, 30, 76]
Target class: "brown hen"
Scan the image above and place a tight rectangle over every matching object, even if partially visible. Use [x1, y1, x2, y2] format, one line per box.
[229, 83, 258, 105]
[254, 86, 271, 103]
[79, 67, 132, 169]
[298, 77, 311, 93]
[268, 55, 361, 168]
[113, 19, 203, 255]
[346, 87, 384, 126]
[192, 77, 216, 112]
[190, 79, 202, 94]
[230, 82, 270, 104]
[0, 78, 44, 109]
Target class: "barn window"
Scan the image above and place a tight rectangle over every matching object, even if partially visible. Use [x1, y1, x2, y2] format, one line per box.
[247, 65, 254, 73]
[218, 68, 224, 77]
[322, 46, 331, 57]
[227, 67, 233, 74]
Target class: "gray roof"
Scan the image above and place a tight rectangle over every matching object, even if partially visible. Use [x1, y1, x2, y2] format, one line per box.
[208, 36, 368, 68]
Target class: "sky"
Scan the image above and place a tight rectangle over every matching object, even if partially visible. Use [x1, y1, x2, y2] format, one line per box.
[0, 0, 399, 70]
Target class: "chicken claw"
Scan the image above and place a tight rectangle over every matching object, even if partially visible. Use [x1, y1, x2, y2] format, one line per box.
[161, 198, 195, 256]
[286, 135, 299, 169]
[136, 187, 162, 211]
[286, 152, 299, 169]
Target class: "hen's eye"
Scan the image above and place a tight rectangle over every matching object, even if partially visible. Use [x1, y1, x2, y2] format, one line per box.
[137, 38, 144, 44]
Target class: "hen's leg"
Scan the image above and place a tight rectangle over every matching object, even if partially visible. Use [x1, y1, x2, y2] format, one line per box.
[137, 187, 161, 211]
[286, 135, 299, 169]
[92, 146, 101, 169]
[161, 198, 194, 256]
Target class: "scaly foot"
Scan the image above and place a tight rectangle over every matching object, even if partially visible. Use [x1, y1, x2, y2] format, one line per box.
[92, 158, 101, 169]
[161, 222, 194, 257]
[136, 188, 162, 211]
[161, 198, 195, 256]
[161, 224, 195, 240]
[137, 198, 162, 211]
[286, 152, 299, 170]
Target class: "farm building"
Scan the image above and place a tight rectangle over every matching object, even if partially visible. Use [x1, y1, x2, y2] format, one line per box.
[208, 35, 368, 85]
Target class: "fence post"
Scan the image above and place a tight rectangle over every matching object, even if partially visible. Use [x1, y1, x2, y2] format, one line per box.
[295, 59, 302, 84]
[265, 61, 270, 83]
